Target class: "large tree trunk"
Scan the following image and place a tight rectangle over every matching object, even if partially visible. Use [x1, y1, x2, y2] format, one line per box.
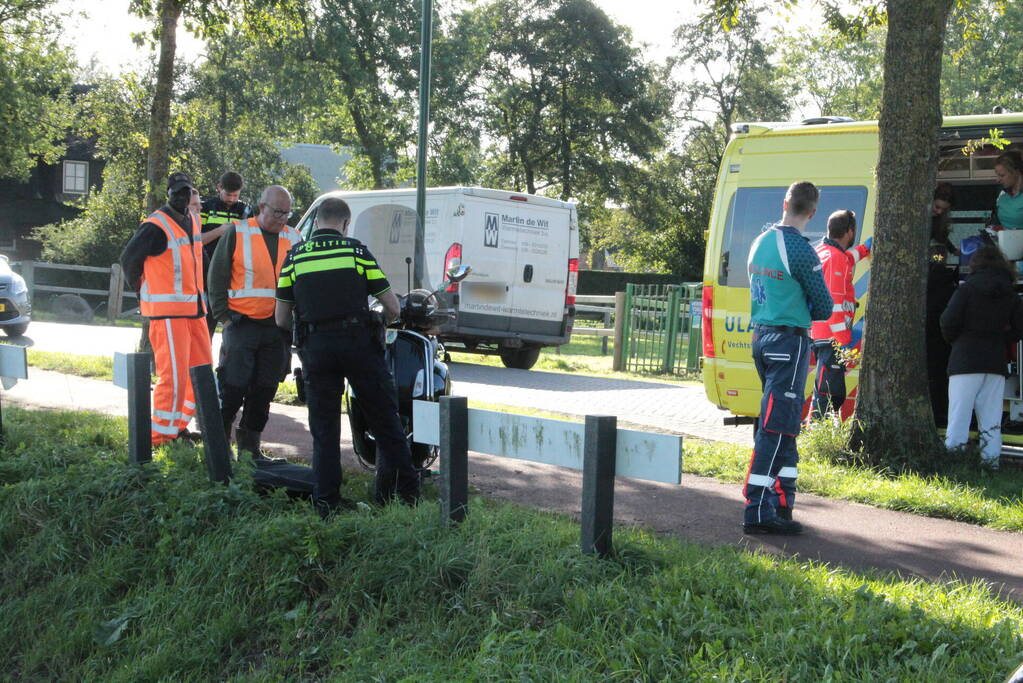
[145, 0, 182, 212]
[851, 0, 954, 460]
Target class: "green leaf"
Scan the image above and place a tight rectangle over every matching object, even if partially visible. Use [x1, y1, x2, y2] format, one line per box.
[94, 615, 133, 646]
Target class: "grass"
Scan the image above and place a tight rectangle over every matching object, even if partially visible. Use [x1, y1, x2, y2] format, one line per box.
[685, 417, 1023, 532]
[27, 349, 115, 380]
[2, 406, 1022, 679]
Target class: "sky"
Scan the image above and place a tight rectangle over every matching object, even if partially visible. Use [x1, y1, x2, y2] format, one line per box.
[64, 0, 703, 74]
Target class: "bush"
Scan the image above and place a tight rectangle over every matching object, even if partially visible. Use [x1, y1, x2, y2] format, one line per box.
[577, 270, 686, 295]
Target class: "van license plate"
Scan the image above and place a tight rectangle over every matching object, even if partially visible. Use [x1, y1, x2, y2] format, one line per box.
[469, 284, 504, 302]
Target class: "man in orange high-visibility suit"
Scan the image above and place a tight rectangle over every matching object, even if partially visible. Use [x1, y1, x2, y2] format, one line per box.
[120, 172, 212, 445]
[809, 209, 872, 420]
[207, 185, 302, 460]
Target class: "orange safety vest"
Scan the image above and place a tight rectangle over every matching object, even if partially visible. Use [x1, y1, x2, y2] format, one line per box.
[139, 210, 205, 318]
[228, 217, 303, 319]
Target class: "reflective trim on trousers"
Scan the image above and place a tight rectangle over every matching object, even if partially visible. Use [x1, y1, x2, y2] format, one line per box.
[747, 473, 775, 488]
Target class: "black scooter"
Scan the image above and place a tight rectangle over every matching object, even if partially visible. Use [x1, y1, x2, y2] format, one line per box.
[346, 264, 472, 472]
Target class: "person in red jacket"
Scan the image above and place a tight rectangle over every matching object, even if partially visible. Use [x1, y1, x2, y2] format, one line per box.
[810, 210, 871, 420]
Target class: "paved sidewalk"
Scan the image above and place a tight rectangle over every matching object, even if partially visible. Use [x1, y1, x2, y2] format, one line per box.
[6, 369, 1023, 602]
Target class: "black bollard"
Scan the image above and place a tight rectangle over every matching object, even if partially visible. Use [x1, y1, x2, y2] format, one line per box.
[581, 415, 617, 557]
[439, 395, 469, 525]
[189, 364, 232, 484]
[126, 352, 152, 464]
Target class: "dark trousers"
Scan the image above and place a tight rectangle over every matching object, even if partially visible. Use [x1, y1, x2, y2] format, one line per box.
[744, 328, 810, 525]
[217, 317, 290, 433]
[811, 340, 847, 420]
[299, 330, 419, 509]
[925, 317, 951, 427]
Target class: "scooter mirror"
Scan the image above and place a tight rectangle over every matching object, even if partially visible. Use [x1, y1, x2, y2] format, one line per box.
[446, 264, 472, 283]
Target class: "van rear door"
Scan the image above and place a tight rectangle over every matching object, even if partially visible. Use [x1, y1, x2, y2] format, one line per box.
[505, 200, 571, 338]
[458, 192, 572, 337]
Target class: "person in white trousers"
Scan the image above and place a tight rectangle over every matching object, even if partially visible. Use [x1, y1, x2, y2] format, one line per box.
[941, 245, 1023, 467]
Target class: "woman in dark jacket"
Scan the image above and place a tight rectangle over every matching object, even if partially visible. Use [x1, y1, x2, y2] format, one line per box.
[940, 246, 1023, 467]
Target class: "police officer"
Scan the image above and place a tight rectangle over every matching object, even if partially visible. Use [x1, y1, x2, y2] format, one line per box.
[275, 197, 419, 515]
[743, 181, 832, 535]
[201, 171, 251, 338]
[208, 185, 302, 461]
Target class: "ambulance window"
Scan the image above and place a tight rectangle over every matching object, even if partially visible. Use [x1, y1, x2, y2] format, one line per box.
[718, 185, 869, 288]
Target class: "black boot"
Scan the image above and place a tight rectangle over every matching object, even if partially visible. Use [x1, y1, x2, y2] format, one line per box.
[235, 427, 287, 464]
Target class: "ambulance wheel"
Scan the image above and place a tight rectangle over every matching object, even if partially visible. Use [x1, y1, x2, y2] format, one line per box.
[500, 345, 541, 370]
[346, 395, 377, 470]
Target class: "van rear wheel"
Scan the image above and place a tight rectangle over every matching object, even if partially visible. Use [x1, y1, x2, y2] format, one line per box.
[500, 345, 541, 370]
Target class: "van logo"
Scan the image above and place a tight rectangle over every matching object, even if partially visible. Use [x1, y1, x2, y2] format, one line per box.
[484, 212, 500, 248]
[389, 213, 402, 244]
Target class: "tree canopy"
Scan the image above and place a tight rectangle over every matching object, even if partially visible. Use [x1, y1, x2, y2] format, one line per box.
[0, 0, 75, 180]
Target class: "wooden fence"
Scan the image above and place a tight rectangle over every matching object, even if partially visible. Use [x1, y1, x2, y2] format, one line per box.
[16, 260, 134, 322]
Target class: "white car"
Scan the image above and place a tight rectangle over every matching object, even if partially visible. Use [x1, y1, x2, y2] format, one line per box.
[0, 255, 31, 337]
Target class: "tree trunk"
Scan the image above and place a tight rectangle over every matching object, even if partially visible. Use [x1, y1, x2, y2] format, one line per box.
[145, 0, 182, 212]
[850, 0, 953, 460]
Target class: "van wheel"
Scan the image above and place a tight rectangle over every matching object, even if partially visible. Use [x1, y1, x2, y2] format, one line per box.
[500, 345, 541, 370]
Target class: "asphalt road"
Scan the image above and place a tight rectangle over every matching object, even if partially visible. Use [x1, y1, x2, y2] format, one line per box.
[18, 320, 754, 446]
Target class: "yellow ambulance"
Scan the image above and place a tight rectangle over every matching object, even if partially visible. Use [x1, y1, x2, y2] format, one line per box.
[700, 112, 1023, 435]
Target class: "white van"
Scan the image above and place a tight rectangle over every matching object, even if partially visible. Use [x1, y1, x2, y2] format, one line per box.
[295, 187, 580, 369]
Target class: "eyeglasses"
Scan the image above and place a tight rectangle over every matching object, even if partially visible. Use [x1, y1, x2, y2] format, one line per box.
[263, 205, 293, 219]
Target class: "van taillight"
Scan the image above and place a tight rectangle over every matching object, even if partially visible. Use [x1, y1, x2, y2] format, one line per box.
[509, 195, 528, 202]
[443, 243, 462, 292]
[702, 286, 714, 358]
[565, 258, 579, 305]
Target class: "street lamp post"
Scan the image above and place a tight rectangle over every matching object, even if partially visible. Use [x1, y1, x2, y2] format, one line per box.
[414, 0, 433, 290]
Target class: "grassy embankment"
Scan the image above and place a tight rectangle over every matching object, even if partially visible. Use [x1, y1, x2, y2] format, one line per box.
[1, 406, 1021, 679]
[21, 349, 1023, 532]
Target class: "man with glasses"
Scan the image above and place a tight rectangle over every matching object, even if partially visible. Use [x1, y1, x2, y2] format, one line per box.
[207, 185, 302, 460]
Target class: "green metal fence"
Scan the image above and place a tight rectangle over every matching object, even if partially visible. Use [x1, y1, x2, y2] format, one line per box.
[620, 282, 703, 376]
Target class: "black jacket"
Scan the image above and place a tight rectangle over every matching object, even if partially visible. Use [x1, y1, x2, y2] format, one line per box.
[940, 266, 1023, 376]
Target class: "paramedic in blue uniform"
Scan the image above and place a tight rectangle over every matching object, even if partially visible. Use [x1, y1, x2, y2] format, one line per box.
[274, 197, 419, 516]
[743, 181, 833, 535]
